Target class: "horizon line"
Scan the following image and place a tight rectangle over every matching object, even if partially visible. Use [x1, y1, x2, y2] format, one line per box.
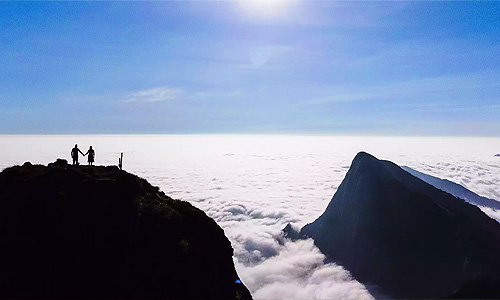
[1, 133, 500, 139]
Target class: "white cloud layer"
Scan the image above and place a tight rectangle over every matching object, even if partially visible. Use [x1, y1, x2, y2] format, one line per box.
[1, 135, 499, 299]
[237, 239, 373, 299]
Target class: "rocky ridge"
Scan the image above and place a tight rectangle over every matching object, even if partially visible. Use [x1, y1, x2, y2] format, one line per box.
[0, 159, 251, 299]
[300, 152, 500, 299]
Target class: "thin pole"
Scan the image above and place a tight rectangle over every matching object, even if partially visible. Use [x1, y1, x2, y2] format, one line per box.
[119, 152, 123, 170]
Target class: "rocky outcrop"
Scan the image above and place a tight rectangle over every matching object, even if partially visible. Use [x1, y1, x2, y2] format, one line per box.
[282, 223, 300, 241]
[300, 152, 500, 299]
[0, 159, 251, 299]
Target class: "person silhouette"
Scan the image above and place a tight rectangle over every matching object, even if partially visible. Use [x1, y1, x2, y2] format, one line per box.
[85, 146, 95, 166]
[71, 144, 85, 165]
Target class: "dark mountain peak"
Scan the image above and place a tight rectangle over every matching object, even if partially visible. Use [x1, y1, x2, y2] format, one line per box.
[352, 151, 379, 163]
[300, 152, 500, 299]
[350, 151, 387, 175]
[0, 160, 251, 299]
[311, 153, 402, 223]
[348, 152, 400, 185]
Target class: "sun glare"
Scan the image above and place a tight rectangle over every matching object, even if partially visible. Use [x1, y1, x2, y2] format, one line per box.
[240, 0, 292, 18]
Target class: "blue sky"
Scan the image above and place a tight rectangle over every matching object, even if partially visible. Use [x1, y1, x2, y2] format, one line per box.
[1, 1, 499, 135]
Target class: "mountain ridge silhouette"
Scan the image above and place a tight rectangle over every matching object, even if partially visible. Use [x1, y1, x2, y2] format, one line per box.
[401, 165, 500, 211]
[0, 159, 252, 299]
[300, 152, 500, 299]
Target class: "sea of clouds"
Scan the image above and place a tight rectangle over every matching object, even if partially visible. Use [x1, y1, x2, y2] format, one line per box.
[1, 135, 499, 299]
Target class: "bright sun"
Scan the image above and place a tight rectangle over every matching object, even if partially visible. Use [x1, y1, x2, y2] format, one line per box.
[240, 0, 292, 18]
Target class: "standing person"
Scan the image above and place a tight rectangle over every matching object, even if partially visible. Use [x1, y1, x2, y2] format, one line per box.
[71, 144, 85, 165]
[85, 146, 95, 166]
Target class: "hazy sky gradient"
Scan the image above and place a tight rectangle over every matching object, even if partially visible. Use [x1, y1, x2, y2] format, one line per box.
[1, 1, 500, 135]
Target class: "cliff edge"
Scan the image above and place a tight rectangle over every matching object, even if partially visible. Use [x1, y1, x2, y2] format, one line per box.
[301, 152, 500, 299]
[0, 159, 251, 299]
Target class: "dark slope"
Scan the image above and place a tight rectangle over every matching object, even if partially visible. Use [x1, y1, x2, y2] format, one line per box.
[447, 277, 500, 299]
[401, 166, 500, 211]
[0, 160, 251, 299]
[300, 152, 500, 299]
